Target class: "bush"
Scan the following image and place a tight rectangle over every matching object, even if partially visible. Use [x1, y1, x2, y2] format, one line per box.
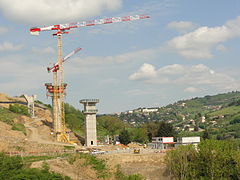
[9, 104, 30, 116]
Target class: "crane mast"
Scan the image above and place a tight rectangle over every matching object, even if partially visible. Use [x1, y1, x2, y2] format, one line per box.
[45, 33, 69, 142]
[30, 14, 150, 143]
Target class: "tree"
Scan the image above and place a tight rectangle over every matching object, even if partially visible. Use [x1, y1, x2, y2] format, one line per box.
[143, 122, 160, 141]
[202, 130, 210, 139]
[197, 140, 237, 179]
[119, 129, 131, 145]
[165, 145, 198, 180]
[166, 140, 239, 180]
[157, 122, 175, 137]
[130, 128, 148, 143]
[64, 103, 84, 131]
[97, 116, 125, 136]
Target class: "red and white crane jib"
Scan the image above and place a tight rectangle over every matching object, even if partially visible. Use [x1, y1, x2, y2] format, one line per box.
[47, 48, 82, 73]
[70, 14, 150, 27]
[30, 14, 150, 36]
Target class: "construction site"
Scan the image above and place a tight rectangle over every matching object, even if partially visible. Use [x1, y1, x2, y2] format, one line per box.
[30, 14, 150, 144]
[0, 14, 172, 180]
[0, 93, 171, 180]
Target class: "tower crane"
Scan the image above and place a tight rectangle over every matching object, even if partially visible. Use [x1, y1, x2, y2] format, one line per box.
[30, 14, 150, 143]
[45, 47, 82, 143]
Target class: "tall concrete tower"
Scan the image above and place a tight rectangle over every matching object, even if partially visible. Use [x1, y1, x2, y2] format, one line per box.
[80, 99, 99, 146]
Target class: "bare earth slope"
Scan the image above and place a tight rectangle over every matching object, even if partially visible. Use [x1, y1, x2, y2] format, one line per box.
[101, 153, 171, 180]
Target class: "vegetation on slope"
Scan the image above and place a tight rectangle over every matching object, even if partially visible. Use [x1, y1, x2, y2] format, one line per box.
[64, 103, 85, 136]
[0, 106, 27, 134]
[0, 153, 70, 180]
[0, 107, 18, 125]
[68, 153, 145, 180]
[119, 91, 240, 141]
[9, 104, 30, 116]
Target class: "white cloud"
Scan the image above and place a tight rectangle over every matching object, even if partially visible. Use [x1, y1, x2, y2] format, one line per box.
[167, 21, 198, 34]
[0, 42, 23, 51]
[0, 26, 8, 35]
[0, 0, 122, 25]
[32, 47, 55, 54]
[129, 63, 157, 80]
[184, 87, 202, 93]
[65, 47, 158, 73]
[168, 16, 240, 59]
[129, 63, 240, 91]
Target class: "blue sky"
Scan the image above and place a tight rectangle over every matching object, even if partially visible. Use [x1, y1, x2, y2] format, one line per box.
[0, 0, 240, 113]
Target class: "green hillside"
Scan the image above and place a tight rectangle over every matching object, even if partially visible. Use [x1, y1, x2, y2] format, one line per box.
[119, 91, 240, 140]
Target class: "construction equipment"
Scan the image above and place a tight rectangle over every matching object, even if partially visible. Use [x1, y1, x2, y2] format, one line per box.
[30, 15, 150, 35]
[47, 48, 82, 73]
[45, 47, 81, 143]
[30, 14, 149, 143]
[134, 149, 140, 154]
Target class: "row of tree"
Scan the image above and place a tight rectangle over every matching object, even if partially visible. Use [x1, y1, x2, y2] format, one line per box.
[118, 121, 176, 145]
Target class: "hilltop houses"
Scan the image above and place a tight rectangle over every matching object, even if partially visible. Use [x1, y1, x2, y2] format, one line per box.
[125, 107, 159, 115]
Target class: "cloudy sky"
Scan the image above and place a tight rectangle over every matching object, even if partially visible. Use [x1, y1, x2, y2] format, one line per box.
[0, 0, 240, 113]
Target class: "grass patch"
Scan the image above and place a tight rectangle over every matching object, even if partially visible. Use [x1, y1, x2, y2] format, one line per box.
[64, 145, 75, 150]
[12, 123, 26, 135]
[23, 153, 72, 164]
[23, 156, 56, 164]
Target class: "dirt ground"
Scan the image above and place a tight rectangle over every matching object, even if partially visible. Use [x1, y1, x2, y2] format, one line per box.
[0, 93, 82, 152]
[31, 158, 98, 180]
[100, 153, 171, 180]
